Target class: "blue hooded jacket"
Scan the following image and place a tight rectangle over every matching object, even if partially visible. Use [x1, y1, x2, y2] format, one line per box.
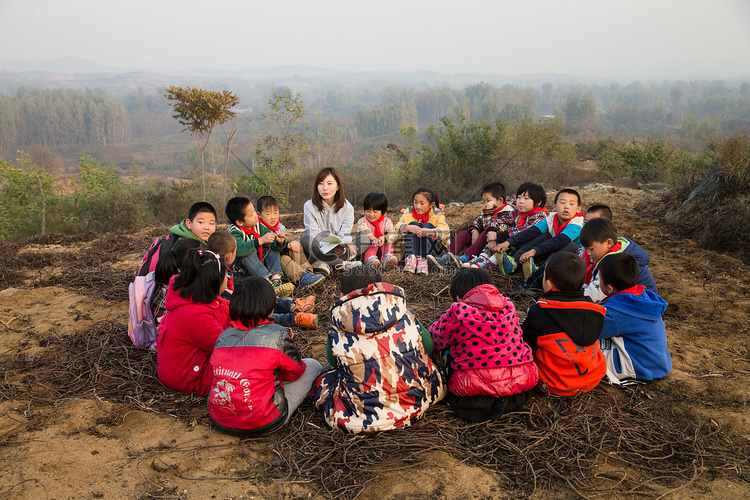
[584, 238, 658, 303]
[599, 286, 671, 382]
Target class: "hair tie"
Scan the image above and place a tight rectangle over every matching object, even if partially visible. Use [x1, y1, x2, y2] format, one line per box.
[198, 249, 222, 271]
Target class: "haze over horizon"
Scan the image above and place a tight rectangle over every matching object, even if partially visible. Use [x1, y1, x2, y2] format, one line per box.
[1, 0, 749, 83]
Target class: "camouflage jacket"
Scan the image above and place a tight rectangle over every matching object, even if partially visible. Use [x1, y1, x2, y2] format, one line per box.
[311, 282, 445, 433]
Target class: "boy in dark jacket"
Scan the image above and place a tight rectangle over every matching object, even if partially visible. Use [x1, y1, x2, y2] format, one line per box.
[580, 217, 657, 303]
[521, 252, 606, 396]
[598, 253, 671, 384]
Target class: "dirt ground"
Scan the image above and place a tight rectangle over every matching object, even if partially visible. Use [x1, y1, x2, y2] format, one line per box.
[0, 184, 748, 499]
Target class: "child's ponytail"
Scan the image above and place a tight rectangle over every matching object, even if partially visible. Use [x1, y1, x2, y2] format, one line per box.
[172, 249, 227, 304]
[155, 239, 205, 285]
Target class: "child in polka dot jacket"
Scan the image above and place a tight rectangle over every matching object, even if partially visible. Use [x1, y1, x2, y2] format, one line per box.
[429, 269, 539, 421]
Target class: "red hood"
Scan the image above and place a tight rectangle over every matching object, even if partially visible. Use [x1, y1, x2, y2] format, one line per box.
[462, 284, 507, 312]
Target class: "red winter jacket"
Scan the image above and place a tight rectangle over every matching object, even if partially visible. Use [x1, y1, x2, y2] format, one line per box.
[429, 285, 539, 397]
[156, 277, 230, 396]
[209, 323, 307, 434]
[521, 290, 606, 396]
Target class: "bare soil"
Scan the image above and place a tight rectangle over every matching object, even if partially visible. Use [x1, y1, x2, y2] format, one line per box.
[0, 185, 748, 499]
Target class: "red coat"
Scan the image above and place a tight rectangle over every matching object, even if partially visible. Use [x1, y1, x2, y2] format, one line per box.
[156, 277, 230, 396]
[429, 285, 539, 397]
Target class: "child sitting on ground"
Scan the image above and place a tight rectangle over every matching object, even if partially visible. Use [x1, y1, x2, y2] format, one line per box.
[428, 269, 539, 422]
[208, 277, 323, 436]
[354, 192, 398, 269]
[395, 186, 451, 275]
[157, 249, 230, 396]
[257, 195, 325, 288]
[311, 265, 445, 433]
[208, 231, 319, 330]
[151, 238, 206, 327]
[461, 182, 549, 272]
[521, 252, 606, 396]
[137, 201, 217, 276]
[580, 217, 658, 303]
[585, 204, 612, 222]
[225, 196, 294, 298]
[597, 253, 671, 384]
[429, 182, 510, 270]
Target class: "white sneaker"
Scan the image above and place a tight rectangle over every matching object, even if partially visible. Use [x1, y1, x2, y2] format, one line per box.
[335, 260, 362, 271]
[311, 262, 331, 276]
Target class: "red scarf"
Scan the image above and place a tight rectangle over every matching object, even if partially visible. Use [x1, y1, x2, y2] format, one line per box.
[258, 218, 279, 233]
[492, 202, 508, 216]
[368, 215, 385, 238]
[517, 206, 547, 229]
[412, 206, 430, 225]
[230, 317, 274, 331]
[552, 212, 584, 236]
[584, 240, 623, 284]
[238, 225, 262, 261]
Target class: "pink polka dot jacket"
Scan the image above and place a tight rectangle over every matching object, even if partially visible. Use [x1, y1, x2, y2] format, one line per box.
[429, 284, 539, 398]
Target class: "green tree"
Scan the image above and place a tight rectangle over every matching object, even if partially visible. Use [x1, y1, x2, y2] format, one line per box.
[0, 152, 56, 238]
[164, 85, 239, 199]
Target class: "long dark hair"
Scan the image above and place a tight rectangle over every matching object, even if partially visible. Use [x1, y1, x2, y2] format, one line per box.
[172, 249, 227, 304]
[311, 167, 346, 213]
[154, 239, 206, 286]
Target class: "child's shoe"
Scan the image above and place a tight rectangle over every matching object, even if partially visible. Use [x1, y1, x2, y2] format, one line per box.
[297, 270, 325, 288]
[469, 255, 493, 269]
[311, 261, 331, 277]
[458, 254, 470, 265]
[291, 295, 316, 313]
[522, 257, 538, 280]
[272, 280, 295, 298]
[416, 256, 429, 275]
[427, 252, 459, 271]
[365, 256, 381, 269]
[403, 255, 417, 274]
[498, 252, 518, 275]
[382, 254, 398, 270]
[294, 312, 318, 330]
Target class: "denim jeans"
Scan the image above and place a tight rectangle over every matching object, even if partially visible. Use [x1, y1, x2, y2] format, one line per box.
[240, 249, 282, 279]
[273, 297, 295, 327]
[403, 222, 444, 258]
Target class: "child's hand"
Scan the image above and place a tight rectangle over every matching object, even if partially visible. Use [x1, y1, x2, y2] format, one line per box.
[470, 229, 479, 244]
[487, 240, 498, 252]
[368, 234, 378, 243]
[288, 240, 303, 253]
[332, 245, 345, 256]
[376, 236, 385, 247]
[275, 232, 286, 243]
[496, 241, 510, 253]
[518, 249, 536, 263]
[260, 232, 276, 245]
[416, 227, 435, 238]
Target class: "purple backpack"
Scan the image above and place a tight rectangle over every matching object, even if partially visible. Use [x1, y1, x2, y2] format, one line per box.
[128, 271, 158, 350]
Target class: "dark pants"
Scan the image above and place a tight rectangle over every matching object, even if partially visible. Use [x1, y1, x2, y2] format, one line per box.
[404, 222, 445, 258]
[448, 229, 487, 259]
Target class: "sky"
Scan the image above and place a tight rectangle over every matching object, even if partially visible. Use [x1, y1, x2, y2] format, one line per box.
[1, 0, 749, 81]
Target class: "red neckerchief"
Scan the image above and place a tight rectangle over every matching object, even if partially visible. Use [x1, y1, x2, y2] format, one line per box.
[492, 202, 508, 216]
[368, 215, 385, 238]
[552, 212, 584, 236]
[258, 218, 279, 233]
[230, 318, 274, 331]
[412, 206, 430, 225]
[517, 206, 547, 228]
[238, 225, 262, 261]
[619, 285, 645, 296]
[584, 240, 623, 284]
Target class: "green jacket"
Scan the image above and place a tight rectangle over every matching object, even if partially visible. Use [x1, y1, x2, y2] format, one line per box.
[257, 222, 288, 253]
[169, 220, 204, 242]
[228, 224, 261, 258]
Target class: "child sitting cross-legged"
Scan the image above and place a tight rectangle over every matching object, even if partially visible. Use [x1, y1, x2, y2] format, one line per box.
[597, 253, 672, 384]
[311, 265, 446, 433]
[428, 269, 539, 422]
[257, 195, 325, 289]
[580, 217, 658, 303]
[208, 231, 319, 330]
[521, 252, 607, 396]
[208, 277, 323, 436]
[395, 186, 450, 275]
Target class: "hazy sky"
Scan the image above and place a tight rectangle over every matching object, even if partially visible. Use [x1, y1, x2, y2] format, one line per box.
[1, 0, 749, 80]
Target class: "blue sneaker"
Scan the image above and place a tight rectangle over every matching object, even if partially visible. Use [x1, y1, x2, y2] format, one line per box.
[469, 255, 493, 270]
[522, 257, 538, 280]
[427, 253, 460, 271]
[499, 253, 517, 275]
[298, 270, 325, 288]
[458, 254, 470, 264]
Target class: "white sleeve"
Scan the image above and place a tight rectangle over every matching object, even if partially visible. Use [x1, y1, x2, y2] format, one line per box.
[302, 200, 322, 239]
